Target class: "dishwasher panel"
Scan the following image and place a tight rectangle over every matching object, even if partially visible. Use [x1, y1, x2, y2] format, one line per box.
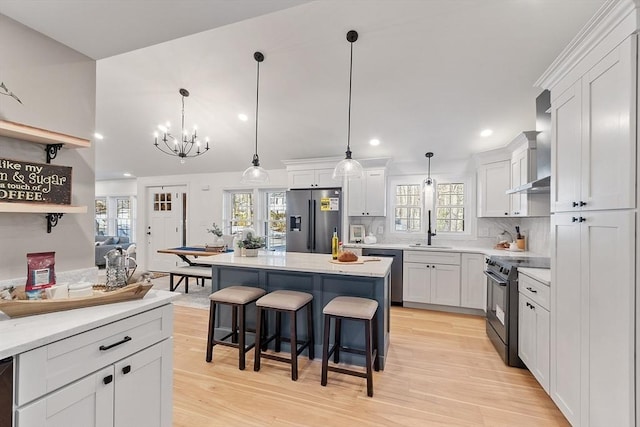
[362, 248, 403, 305]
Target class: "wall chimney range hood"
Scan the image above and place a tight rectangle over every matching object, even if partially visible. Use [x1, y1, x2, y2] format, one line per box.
[506, 90, 551, 195]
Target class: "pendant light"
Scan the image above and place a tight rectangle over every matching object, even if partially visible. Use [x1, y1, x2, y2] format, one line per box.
[332, 30, 364, 180]
[241, 51, 269, 184]
[424, 152, 435, 209]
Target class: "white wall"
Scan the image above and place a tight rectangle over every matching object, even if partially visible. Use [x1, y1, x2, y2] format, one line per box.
[96, 168, 288, 271]
[0, 14, 96, 280]
[96, 179, 136, 197]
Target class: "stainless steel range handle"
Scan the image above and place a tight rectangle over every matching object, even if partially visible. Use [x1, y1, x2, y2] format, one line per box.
[483, 270, 508, 286]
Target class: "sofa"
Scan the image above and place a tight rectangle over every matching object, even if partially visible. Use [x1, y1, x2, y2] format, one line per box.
[95, 235, 135, 267]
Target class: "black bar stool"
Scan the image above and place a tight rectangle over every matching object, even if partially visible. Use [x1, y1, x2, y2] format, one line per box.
[321, 296, 379, 397]
[206, 285, 266, 370]
[254, 290, 314, 381]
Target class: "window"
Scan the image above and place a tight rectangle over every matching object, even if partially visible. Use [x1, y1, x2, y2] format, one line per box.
[94, 196, 136, 238]
[95, 198, 107, 236]
[394, 184, 421, 232]
[436, 183, 465, 233]
[228, 191, 254, 234]
[263, 191, 286, 251]
[116, 197, 132, 237]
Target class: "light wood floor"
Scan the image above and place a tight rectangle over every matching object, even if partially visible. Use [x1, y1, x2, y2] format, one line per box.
[172, 305, 568, 426]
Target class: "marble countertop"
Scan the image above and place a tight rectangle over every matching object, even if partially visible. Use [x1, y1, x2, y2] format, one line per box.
[343, 242, 547, 258]
[194, 251, 393, 278]
[518, 267, 551, 285]
[0, 289, 177, 359]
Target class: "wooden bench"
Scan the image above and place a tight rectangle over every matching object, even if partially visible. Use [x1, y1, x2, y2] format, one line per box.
[169, 266, 212, 293]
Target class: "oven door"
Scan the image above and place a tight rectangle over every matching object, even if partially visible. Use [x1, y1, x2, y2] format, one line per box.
[485, 270, 508, 343]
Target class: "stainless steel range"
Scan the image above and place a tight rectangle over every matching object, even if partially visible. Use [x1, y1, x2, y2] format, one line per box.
[485, 255, 550, 367]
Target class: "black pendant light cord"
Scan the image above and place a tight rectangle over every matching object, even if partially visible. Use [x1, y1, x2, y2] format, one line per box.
[425, 152, 434, 185]
[253, 52, 261, 166]
[345, 30, 358, 159]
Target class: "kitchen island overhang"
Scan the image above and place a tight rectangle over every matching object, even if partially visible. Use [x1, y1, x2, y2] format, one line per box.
[197, 251, 392, 369]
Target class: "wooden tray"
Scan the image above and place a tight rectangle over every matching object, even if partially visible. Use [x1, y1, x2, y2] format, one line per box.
[0, 282, 153, 318]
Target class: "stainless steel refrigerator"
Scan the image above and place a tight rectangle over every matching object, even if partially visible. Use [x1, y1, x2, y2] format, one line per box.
[286, 188, 342, 254]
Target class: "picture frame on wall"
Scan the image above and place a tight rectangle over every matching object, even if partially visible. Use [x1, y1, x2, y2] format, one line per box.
[349, 224, 365, 243]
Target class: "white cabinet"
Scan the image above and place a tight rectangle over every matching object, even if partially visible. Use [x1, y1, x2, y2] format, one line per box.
[348, 169, 386, 216]
[518, 272, 550, 393]
[14, 304, 174, 427]
[551, 210, 634, 426]
[460, 253, 485, 310]
[551, 36, 636, 213]
[476, 160, 510, 217]
[403, 251, 460, 307]
[288, 168, 337, 189]
[507, 135, 550, 217]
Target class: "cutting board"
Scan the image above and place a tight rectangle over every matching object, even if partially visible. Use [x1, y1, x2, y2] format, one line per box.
[328, 257, 381, 265]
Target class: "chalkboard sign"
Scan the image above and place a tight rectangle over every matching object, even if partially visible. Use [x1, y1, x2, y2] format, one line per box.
[0, 158, 72, 205]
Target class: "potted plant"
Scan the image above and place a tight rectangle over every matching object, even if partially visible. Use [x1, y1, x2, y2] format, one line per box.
[237, 232, 265, 257]
[206, 223, 225, 249]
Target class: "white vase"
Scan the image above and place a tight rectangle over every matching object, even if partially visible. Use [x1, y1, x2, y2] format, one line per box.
[245, 248, 259, 257]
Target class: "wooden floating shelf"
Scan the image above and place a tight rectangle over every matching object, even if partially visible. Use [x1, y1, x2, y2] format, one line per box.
[0, 120, 91, 149]
[0, 203, 87, 214]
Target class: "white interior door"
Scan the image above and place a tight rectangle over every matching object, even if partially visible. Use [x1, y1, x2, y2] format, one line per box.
[146, 186, 186, 272]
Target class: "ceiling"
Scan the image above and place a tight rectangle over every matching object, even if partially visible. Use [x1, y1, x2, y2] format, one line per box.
[0, 0, 606, 181]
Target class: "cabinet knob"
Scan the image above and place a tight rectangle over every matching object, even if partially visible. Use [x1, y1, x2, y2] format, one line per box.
[103, 374, 113, 385]
[579, 201, 587, 207]
[504, 212, 508, 215]
[572, 201, 579, 207]
[571, 217, 579, 223]
[579, 217, 586, 222]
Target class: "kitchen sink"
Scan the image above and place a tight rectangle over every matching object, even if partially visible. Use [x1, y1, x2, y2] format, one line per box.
[408, 243, 452, 249]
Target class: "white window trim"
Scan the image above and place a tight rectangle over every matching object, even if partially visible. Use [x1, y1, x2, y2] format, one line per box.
[387, 173, 476, 240]
[223, 187, 286, 237]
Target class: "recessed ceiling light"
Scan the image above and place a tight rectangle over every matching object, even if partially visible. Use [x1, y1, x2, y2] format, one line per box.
[238, 113, 248, 122]
[369, 138, 380, 146]
[480, 129, 493, 137]
[123, 173, 132, 177]
[94, 132, 104, 140]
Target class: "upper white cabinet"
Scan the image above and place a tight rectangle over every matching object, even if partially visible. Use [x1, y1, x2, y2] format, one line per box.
[477, 160, 510, 217]
[551, 35, 636, 213]
[507, 133, 550, 217]
[288, 168, 337, 189]
[348, 169, 386, 216]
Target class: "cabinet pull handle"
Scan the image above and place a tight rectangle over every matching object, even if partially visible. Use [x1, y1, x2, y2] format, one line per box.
[103, 374, 113, 385]
[99, 336, 132, 351]
[526, 287, 537, 293]
[572, 201, 579, 207]
[579, 217, 586, 222]
[571, 217, 579, 223]
[122, 365, 131, 375]
[579, 201, 587, 207]
[530, 303, 535, 310]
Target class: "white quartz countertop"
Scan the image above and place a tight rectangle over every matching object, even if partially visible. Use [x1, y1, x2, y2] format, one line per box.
[195, 251, 393, 278]
[0, 289, 177, 359]
[518, 267, 551, 285]
[343, 242, 547, 258]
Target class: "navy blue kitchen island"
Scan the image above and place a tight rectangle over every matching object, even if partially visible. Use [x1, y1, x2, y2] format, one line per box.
[199, 251, 392, 369]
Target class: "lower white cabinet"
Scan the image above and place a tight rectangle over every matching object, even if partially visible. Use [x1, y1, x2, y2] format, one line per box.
[460, 253, 485, 310]
[518, 272, 550, 393]
[14, 304, 174, 427]
[551, 210, 634, 426]
[403, 251, 461, 306]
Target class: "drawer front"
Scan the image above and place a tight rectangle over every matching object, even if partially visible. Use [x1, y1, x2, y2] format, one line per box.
[518, 274, 549, 309]
[403, 250, 460, 265]
[17, 304, 173, 406]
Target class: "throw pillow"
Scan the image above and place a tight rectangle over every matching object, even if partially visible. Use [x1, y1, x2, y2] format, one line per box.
[111, 236, 120, 244]
[103, 237, 116, 245]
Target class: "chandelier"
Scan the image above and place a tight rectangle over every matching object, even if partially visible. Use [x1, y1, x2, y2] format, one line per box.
[154, 88, 209, 163]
